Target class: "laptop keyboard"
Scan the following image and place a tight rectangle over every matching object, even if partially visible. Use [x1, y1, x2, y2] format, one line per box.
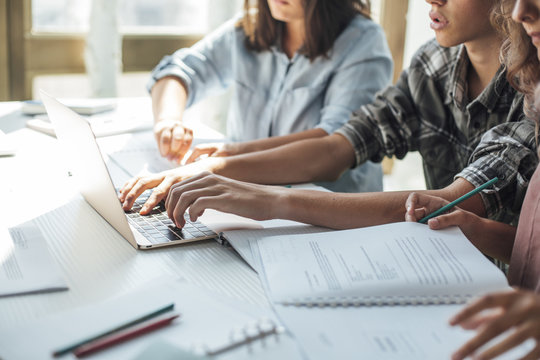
[125, 191, 217, 244]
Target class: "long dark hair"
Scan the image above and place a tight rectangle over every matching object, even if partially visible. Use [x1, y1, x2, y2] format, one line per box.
[237, 0, 371, 61]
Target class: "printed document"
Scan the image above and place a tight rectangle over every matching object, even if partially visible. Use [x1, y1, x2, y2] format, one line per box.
[255, 222, 508, 305]
[0, 223, 67, 297]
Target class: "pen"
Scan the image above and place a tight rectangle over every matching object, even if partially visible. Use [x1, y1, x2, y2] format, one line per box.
[418, 177, 498, 224]
[73, 313, 180, 358]
[52, 302, 175, 357]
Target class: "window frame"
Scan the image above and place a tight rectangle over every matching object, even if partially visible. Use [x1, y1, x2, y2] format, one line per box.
[1, 0, 408, 101]
[380, 0, 409, 83]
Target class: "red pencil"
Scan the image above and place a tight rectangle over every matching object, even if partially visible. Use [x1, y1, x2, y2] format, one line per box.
[73, 313, 180, 358]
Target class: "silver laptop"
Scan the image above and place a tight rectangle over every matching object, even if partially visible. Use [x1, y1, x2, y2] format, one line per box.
[40, 91, 218, 250]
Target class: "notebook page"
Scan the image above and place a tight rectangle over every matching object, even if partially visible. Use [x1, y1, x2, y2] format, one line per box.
[255, 222, 508, 305]
[275, 303, 535, 360]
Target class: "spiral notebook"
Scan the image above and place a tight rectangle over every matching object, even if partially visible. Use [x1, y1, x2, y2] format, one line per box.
[254, 222, 509, 307]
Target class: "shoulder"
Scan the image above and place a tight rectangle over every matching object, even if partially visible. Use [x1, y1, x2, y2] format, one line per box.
[342, 14, 385, 43]
[332, 15, 390, 60]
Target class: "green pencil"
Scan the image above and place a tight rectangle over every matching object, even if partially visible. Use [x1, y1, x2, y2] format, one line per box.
[418, 177, 498, 224]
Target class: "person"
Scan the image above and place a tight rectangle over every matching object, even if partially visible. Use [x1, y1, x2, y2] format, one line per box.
[147, 0, 392, 194]
[406, 0, 540, 358]
[120, 0, 537, 235]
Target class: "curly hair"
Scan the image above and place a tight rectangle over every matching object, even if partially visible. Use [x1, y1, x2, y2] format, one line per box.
[492, 0, 540, 118]
[237, 0, 371, 61]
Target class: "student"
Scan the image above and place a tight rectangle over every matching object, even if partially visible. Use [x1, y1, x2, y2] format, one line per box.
[120, 0, 537, 234]
[406, 0, 540, 358]
[147, 0, 392, 193]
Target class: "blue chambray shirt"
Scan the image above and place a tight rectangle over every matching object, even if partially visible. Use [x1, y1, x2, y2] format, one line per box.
[148, 14, 393, 193]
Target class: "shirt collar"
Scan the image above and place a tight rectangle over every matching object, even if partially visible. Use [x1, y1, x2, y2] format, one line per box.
[447, 45, 510, 112]
[447, 45, 469, 110]
[270, 23, 306, 62]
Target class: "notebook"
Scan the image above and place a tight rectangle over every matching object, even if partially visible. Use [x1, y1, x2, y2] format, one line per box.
[40, 91, 229, 250]
[254, 222, 509, 306]
[22, 98, 116, 115]
[274, 302, 535, 360]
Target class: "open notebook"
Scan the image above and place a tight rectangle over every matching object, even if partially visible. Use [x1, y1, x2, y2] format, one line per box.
[252, 222, 536, 359]
[254, 222, 508, 306]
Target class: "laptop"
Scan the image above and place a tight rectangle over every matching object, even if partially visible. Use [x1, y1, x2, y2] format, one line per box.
[40, 91, 219, 250]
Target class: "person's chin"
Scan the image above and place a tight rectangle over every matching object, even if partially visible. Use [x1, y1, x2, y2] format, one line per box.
[434, 35, 458, 48]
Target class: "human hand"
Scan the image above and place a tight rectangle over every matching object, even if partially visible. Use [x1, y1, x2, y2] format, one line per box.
[165, 172, 282, 228]
[118, 168, 180, 215]
[449, 289, 540, 360]
[118, 158, 223, 214]
[405, 192, 483, 231]
[153, 119, 193, 163]
[185, 142, 239, 164]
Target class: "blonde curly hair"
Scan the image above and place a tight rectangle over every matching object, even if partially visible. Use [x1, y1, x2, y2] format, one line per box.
[493, 0, 540, 119]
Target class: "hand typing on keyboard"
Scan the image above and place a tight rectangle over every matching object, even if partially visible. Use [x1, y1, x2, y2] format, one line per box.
[123, 190, 216, 244]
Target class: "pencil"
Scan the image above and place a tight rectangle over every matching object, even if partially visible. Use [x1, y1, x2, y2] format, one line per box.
[73, 313, 180, 358]
[52, 302, 175, 357]
[418, 177, 498, 224]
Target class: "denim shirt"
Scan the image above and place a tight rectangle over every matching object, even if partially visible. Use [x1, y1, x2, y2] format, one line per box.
[148, 14, 393, 193]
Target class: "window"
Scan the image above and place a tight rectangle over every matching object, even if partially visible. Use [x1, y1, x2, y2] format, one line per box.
[3, 0, 407, 101]
[32, 0, 220, 34]
[3, 0, 242, 100]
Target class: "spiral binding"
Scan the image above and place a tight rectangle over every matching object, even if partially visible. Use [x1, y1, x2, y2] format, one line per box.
[281, 294, 473, 307]
[191, 318, 285, 357]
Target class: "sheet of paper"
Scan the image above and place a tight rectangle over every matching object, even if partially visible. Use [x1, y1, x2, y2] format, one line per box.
[224, 219, 331, 271]
[0, 129, 16, 156]
[0, 277, 303, 360]
[0, 223, 68, 297]
[254, 222, 508, 304]
[222, 184, 331, 270]
[275, 303, 535, 360]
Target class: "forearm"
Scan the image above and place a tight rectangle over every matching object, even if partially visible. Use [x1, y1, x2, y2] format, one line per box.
[279, 190, 416, 229]
[277, 178, 487, 229]
[205, 134, 355, 185]
[151, 76, 188, 123]
[236, 128, 328, 154]
[467, 218, 516, 263]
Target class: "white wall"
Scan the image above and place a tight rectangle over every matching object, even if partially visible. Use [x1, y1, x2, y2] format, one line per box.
[403, 1, 433, 68]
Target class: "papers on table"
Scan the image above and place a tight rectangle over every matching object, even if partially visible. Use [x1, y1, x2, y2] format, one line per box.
[0, 277, 303, 360]
[0, 223, 68, 297]
[274, 303, 536, 360]
[250, 222, 537, 359]
[0, 129, 16, 156]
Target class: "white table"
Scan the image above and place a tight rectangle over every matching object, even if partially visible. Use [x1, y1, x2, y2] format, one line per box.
[0, 98, 278, 357]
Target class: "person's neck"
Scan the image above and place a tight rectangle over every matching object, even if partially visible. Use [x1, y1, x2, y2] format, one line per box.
[283, 20, 305, 59]
[464, 33, 503, 100]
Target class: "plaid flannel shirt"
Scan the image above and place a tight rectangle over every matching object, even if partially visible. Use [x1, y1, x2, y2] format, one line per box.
[336, 39, 538, 225]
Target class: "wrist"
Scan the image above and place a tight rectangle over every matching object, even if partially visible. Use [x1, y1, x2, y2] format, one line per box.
[272, 187, 294, 219]
[155, 116, 182, 125]
[223, 142, 244, 156]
